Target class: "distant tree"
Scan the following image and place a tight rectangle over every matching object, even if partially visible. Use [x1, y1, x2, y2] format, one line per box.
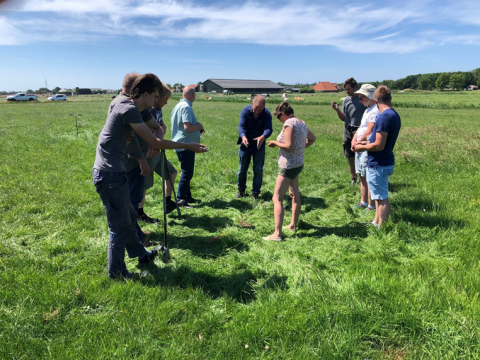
[449, 73, 465, 90]
[52, 87, 61, 94]
[26, 89, 34, 94]
[166, 84, 172, 88]
[473, 68, 480, 86]
[418, 74, 438, 90]
[435, 73, 450, 90]
[463, 72, 475, 88]
[74, 87, 80, 93]
[77, 88, 93, 95]
[380, 80, 395, 89]
[299, 87, 315, 93]
[38, 87, 50, 93]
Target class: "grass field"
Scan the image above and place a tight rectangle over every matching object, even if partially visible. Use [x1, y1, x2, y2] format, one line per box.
[1, 93, 480, 359]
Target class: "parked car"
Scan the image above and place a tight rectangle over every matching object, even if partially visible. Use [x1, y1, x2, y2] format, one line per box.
[48, 94, 67, 101]
[6, 93, 37, 101]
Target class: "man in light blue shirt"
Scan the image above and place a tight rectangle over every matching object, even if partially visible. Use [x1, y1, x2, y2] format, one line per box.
[171, 86, 205, 207]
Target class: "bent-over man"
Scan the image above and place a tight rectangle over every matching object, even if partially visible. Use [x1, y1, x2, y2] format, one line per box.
[236, 95, 272, 200]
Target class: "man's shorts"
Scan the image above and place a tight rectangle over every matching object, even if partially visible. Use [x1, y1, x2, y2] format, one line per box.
[144, 155, 177, 190]
[366, 165, 394, 200]
[355, 151, 368, 177]
[278, 165, 303, 180]
[343, 128, 355, 158]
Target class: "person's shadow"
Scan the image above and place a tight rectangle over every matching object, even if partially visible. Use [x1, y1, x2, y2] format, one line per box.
[296, 220, 368, 238]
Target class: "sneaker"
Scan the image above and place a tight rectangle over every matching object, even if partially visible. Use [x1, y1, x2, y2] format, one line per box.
[177, 199, 192, 209]
[138, 246, 162, 264]
[235, 190, 245, 198]
[366, 205, 376, 211]
[252, 192, 260, 200]
[138, 213, 159, 224]
[126, 271, 149, 279]
[353, 203, 367, 209]
[187, 197, 201, 204]
[165, 200, 177, 214]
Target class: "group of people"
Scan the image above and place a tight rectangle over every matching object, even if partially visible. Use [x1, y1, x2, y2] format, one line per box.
[332, 78, 401, 229]
[92, 73, 400, 279]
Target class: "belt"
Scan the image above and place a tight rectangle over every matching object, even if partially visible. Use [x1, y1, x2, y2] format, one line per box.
[347, 125, 359, 131]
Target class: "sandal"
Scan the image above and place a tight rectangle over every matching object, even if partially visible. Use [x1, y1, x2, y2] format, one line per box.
[262, 235, 283, 242]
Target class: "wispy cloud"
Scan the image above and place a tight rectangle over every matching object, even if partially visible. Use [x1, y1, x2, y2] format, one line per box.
[0, 0, 479, 54]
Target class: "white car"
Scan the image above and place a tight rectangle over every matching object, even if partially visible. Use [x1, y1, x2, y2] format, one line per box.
[48, 94, 67, 101]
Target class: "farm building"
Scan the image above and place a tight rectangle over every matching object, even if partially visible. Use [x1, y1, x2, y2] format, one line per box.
[312, 82, 340, 92]
[201, 79, 284, 94]
[467, 85, 478, 91]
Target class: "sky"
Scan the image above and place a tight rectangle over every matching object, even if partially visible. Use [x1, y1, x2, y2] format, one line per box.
[0, 0, 479, 91]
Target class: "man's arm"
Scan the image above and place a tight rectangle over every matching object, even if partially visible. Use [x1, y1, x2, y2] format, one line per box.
[238, 108, 249, 147]
[184, 122, 203, 133]
[130, 122, 208, 152]
[332, 101, 345, 121]
[182, 107, 203, 133]
[355, 131, 388, 152]
[357, 122, 375, 143]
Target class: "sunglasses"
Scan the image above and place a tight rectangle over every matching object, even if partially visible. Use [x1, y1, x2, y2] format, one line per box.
[276, 112, 283, 119]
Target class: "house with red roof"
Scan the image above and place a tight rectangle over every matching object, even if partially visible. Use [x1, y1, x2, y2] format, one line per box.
[312, 82, 340, 92]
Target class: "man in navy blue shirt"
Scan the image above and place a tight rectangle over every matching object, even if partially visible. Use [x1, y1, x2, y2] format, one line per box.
[354, 86, 401, 228]
[236, 95, 273, 199]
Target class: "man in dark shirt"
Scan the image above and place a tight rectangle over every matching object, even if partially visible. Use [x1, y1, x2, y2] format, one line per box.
[236, 95, 273, 200]
[354, 86, 401, 228]
[332, 78, 367, 185]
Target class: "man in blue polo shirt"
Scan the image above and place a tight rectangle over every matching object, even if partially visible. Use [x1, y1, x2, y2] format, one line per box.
[236, 95, 273, 200]
[354, 85, 401, 228]
[171, 86, 204, 208]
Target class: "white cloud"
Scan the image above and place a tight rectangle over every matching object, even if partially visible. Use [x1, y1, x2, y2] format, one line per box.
[0, 0, 478, 54]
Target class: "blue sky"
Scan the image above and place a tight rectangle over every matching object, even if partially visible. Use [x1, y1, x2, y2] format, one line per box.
[0, 0, 479, 91]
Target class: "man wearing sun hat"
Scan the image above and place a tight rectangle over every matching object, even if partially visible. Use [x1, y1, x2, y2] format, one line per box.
[351, 84, 379, 212]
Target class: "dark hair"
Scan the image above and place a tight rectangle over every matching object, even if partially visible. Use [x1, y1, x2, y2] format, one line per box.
[130, 73, 163, 99]
[374, 85, 392, 104]
[343, 77, 357, 89]
[273, 102, 294, 118]
[122, 72, 139, 93]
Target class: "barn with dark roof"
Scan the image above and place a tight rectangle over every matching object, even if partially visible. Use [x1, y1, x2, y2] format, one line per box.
[202, 79, 284, 94]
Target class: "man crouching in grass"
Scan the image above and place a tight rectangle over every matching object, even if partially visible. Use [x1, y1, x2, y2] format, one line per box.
[354, 86, 401, 228]
[92, 73, 208, 279]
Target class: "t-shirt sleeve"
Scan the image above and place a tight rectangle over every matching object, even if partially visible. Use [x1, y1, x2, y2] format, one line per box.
[141, 109, 154, 123]
[123, 106, 145, 125]
[284, 118, 295, 129]
[181, 107, 192, 123]
[376, 113, 391, 133]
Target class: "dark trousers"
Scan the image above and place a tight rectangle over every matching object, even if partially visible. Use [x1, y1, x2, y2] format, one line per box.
[126, 166, 145, 242]
[176, 149, 195, 201]
[93, 169, 146, 279]
[237, 147, 265, 194]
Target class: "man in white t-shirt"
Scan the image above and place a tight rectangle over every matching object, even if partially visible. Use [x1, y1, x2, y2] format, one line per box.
[351, 84, 379, 210]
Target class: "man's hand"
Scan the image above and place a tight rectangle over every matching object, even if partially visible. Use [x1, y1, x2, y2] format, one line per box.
[267, 140, 277, 148]
[242, 136, 249, 147]
[351, 138, 357, 152]
[187, 143, 209, 153]
[138, 158, 151, 176]
[197, 122, 204, 132]
[331, 101, 339, 111]
[146, 148, 160, 159]
[253, 135, 265, 150]
[353, 141, 367, 153]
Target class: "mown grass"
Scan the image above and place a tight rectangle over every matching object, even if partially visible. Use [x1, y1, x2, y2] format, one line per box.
[1, 98, 480, 359]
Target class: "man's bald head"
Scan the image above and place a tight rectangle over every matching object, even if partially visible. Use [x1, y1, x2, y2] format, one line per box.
[183, 86, 196, 102]
[122, 72, 140, 94]
[253, 95, 265, 106]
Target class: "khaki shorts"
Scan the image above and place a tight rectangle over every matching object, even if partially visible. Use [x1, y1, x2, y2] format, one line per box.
[144, 154, 177, 190]
[278, 165, 303, 180]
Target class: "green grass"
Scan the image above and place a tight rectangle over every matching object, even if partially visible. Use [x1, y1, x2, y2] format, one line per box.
[1, 96, 480, 359]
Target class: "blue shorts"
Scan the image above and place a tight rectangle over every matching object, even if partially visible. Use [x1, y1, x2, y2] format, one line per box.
[366, 165, 394, 200]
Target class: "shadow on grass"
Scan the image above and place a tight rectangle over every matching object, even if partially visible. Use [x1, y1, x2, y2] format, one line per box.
[389, 182, 414, 193]
[302, 196, 327, 212]
[146, 232, 249, 259]
[144, 265, 257, 303]
[180, 214, 234, 231]
[197, 198, 254, 211]
[393, 199, 467, 228]
[297, 220, 368, 238]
